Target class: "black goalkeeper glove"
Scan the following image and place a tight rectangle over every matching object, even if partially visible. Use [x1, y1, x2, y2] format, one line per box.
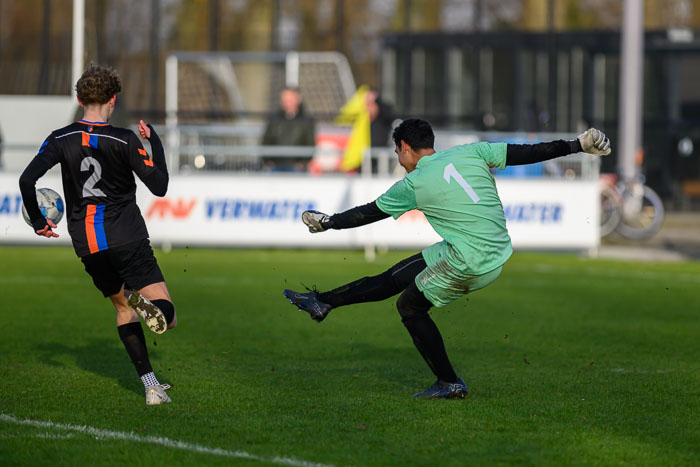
[302, 210, 333, 233]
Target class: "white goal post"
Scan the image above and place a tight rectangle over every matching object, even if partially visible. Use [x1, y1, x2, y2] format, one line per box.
[164, 51, 357, 173]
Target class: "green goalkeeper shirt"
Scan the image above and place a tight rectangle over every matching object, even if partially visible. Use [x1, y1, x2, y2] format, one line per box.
[375, 142, 513, 275]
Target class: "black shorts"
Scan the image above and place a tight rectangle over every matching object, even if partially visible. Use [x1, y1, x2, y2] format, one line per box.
[81, 238, 165, 297]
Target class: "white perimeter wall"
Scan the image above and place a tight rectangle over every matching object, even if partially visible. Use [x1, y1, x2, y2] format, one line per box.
[0, 173, 599, 251]
[0, 96, 76, 171]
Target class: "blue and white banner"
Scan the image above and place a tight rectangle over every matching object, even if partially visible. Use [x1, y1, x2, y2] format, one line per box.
[0, 174, 599, 250]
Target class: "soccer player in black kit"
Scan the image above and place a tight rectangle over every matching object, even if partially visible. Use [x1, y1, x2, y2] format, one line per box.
[19, 65, 177, 406]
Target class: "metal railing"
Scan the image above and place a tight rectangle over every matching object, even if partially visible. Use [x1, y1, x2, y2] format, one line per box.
[0, 128, 599, 181]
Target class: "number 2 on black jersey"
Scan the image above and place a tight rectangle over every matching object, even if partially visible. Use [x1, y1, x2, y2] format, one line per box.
[81, 157, 106, 197]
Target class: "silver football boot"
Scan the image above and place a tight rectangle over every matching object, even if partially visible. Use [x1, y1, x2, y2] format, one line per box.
[145, 384, 172, 405]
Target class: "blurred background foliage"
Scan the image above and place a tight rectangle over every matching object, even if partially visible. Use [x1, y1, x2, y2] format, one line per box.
[2, 0, 700, 117]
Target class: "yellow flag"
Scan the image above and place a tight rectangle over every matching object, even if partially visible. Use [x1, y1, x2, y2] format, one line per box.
[336, 85, 370, 171]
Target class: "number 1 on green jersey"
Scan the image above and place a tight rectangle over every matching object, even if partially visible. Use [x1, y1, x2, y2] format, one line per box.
[443, 163, 480, 203]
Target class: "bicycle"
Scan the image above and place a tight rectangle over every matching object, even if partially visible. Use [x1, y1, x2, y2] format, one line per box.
[599, 173, 665, 239]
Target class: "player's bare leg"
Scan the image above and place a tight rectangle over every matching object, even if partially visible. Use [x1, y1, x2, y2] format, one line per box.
[111, 285, 171, 405]
[113, 286, 140, 326]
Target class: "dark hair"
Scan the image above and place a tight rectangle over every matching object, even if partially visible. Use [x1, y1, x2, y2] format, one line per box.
[75, 65, 122, 105]
[392, 118, 434, 150]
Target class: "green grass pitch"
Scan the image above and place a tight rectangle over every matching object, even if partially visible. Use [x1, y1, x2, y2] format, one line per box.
[1, 246, 699, 466]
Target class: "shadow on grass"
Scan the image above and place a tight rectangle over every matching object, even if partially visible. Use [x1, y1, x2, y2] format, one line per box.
[227, 339, 434, 393]
[35, 338, 157, 396]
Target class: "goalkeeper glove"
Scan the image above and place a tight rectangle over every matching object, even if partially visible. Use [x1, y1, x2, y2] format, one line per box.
[302, 210, 332, 233]
[577, 128, 611, 156]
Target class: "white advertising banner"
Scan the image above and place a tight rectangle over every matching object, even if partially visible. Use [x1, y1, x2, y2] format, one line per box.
[0, 174, 599, 250]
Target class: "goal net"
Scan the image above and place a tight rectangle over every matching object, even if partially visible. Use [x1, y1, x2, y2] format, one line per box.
[165, 51, 356, 124]
[163, 51, 357, 172]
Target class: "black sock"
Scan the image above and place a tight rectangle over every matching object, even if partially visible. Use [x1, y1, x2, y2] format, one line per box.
[318, 275, 394, 308]
[403, 314, 458, 383]
[152, 299, 175, 324]
[118, 322, 153, 377]
[317, 253, 426, 309]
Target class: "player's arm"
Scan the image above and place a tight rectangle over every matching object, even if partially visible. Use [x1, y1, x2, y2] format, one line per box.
[506, 128, 611, 166]
[303, 202, 390, 233]
[303, 177, 414, 233]
[18, 137, 61, 237]
[132, 120, 169, 196]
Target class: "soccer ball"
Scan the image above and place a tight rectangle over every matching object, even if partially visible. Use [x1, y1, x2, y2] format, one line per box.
[21, 188, 65, 227]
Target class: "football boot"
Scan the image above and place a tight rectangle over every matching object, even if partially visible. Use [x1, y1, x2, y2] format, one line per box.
[128, 291, 167, 334]
[283, 289, 332, 322]
[145, 384, 172, 405]
[412, 377, 468, 399]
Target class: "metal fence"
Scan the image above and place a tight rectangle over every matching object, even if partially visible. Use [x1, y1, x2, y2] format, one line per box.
[1, 121, 598, 181]
[145, 123, 599, 180]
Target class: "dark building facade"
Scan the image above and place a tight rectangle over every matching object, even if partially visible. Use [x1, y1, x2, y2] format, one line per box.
[381, 30, 700, 201]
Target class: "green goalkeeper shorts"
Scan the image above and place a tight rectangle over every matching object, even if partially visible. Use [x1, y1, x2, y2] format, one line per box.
[415, 257, 503, 308]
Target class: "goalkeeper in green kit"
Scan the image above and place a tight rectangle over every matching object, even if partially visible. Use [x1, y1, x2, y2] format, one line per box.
[284, 119, 610, 399]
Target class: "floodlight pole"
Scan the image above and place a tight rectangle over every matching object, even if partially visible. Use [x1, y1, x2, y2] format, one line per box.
[71, 0, 85, 98]
[617, 0, 644, 181]
[165, 55, 180, 173]
[285, 52, 300, 88]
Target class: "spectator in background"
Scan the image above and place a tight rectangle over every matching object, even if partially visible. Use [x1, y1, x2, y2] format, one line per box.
[366, 89, 394, 148]
[262, 87, 316, 171]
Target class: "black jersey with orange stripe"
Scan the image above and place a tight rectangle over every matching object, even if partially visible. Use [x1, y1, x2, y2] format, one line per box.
[18, 120, 168, 257]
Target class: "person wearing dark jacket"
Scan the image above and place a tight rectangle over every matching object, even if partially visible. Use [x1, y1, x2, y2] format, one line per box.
[366, 89, 394, 148]
[261, 87, 315, 171]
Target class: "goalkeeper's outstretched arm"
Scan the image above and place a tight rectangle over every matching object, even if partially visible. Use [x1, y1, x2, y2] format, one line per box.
[302, 201, 390, 233]
[506, 128, 611, 166]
